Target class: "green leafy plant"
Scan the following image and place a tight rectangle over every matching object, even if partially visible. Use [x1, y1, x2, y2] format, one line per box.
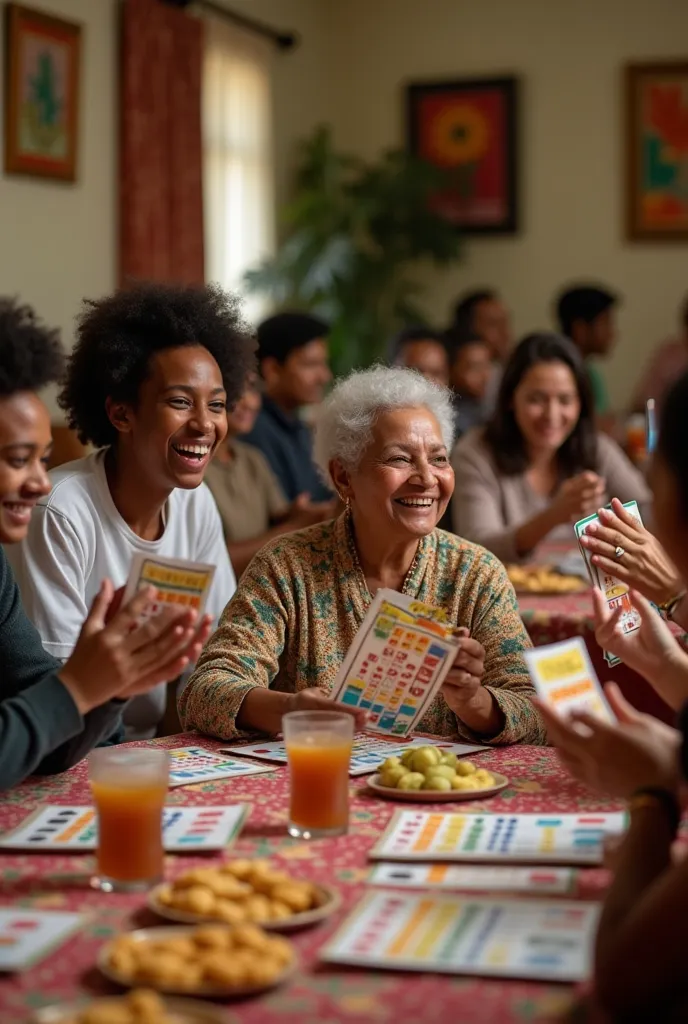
[244, 125, 463, 375]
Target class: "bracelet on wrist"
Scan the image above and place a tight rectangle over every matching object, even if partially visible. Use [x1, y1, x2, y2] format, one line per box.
[628, 786, 681, 834]
[658, 589, 687, 622]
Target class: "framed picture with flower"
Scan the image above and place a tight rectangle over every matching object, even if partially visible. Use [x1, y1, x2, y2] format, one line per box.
[625, 61, 688, 241]
[4, 3, 82, 181]
[406, 76, 519, 234]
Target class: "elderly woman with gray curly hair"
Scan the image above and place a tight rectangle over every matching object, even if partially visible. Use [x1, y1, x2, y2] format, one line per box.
[180, 366, 545, 745]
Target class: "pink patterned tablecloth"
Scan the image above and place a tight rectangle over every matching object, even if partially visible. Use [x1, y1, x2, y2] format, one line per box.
[0, 735, 620, 1024]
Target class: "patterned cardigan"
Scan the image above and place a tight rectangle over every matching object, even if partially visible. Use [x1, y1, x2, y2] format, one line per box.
[179, 515, 546, 745]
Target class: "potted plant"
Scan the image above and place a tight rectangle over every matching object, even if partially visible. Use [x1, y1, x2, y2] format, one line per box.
[244, 125, 462, 376]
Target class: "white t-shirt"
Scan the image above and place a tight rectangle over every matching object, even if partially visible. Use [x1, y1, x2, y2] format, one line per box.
[8, 451, 236, 739]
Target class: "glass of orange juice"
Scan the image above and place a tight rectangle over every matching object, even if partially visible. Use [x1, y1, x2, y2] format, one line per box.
[282, 711, 354, 839]
[88, 747, 169, 892]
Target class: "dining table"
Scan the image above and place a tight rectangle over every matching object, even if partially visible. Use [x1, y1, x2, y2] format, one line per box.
[0, 734, 621, 1024]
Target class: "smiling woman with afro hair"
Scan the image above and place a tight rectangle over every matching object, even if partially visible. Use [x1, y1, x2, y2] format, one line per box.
[8, 280, 255, 742]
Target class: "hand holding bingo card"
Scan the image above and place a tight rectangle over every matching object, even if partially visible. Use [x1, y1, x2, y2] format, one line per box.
[329, 589, 461, 738]
[524, 637, 615, 723]
[122, 554, 215, 622]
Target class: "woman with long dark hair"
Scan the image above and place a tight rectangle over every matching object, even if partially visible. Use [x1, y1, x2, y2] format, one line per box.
[450, 331, 650, 561]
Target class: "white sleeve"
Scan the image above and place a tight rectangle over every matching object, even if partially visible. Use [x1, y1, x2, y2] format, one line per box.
[195, 485, 236, 624]
[7, 506, 90, 659]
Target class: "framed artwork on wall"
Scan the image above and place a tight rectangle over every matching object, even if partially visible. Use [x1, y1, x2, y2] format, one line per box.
[625, 61, 688, 241]
[4, 3, 82, 181]
[406, 76, 519, 234]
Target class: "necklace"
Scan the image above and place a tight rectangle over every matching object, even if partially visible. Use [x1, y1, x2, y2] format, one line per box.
[345, 507, 422, 598]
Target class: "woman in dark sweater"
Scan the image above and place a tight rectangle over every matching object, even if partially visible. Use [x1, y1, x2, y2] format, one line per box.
[0, 298, 210, 789]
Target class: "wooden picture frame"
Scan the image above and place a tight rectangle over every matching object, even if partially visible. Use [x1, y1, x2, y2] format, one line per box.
[4, 3, 82, 181]
[406, 76, 519, 234]
[625, 61, 688, 241]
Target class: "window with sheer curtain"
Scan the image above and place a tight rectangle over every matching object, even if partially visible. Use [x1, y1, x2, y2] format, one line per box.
[202, 16, 274, 323]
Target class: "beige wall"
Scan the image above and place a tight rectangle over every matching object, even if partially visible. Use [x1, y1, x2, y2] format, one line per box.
[325, 0, 688, 407]
[0, 0, 117, 417]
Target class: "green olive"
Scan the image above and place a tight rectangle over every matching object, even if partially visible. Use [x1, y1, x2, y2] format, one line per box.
[397, 772, 425, 791]
[455, 760, 476, 776]
[422, 764, 455, 781]
[422, 775, 452, 791]
[411, 747, 441, 772]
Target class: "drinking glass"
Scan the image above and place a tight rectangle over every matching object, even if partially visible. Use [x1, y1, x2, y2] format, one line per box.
[89, 747, 169, 892]
[282, 710, 354, 839]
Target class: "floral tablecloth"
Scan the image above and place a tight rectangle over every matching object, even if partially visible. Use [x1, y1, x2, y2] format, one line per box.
[0, 735, 620, 1024]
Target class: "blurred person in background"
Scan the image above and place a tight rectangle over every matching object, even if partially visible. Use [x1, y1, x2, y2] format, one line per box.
[445, 328, 492, 438]
[389, 326, 449, 387]
[451, 332, 650, 563]
[0, 297, 210, 789]
[631, 292, 688, 420]
[242, 312, 333, 502]
[452, 288, 513, 413]
[205, 375, 334, 576]
[556, 283, 618, 431]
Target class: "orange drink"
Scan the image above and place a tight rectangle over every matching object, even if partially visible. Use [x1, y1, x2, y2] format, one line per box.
[283, 711, 354, 839]
[88, 748, 169, 892]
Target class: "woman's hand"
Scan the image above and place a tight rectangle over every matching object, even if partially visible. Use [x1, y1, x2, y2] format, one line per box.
[549, 471, 606, 526]
[58, 580, 213, 715]
[579, 497, 683, 606]
[286, 688, 369, 733]
[592, 587, 688, 708]
[534, 681, 681, 799]
[441, 630, 486, 711]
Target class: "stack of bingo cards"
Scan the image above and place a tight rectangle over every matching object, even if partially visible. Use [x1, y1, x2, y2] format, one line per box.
[329, 590, 462, 738]
[122, 554, 215, 621]
[574, 500, 643, 666]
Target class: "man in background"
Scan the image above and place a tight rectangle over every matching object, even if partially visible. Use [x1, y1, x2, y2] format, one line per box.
[242, 312, 333, 502]
[390, 326, 449, 386]
[452, 289, 512, 413]
[631, 293, 688, 419]
[556, 284, 618, 429]
[445, 329, 493, 437]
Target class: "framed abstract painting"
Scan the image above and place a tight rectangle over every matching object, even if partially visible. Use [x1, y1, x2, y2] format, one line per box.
[625, 61, 688, 241]
[406, 76, 519, 234]
[4, 3, 82, 181]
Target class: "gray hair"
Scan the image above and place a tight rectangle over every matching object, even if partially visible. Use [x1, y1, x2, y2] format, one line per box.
[313, 364, 456, 486]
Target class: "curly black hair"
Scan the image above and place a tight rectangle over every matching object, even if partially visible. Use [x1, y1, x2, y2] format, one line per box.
[59, 281, 256, 448]
[0, 297, 64, 397]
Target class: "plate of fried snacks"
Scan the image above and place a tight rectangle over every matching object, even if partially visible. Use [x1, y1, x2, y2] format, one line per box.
[32, 988, 224, 1024]
[148, 860, 339, 932]
[366, 745, 508, 802]
[506, 564, 587, 594]
[98, 924, 295, 998]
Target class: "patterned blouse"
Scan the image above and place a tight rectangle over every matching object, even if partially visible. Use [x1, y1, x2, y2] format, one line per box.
[179, 515, 546, 745]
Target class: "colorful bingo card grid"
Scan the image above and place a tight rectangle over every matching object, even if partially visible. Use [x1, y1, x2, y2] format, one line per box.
[368, 863, 575, 895]
[168, 746, 273, 787]
[575, 500, 644, 667]
[0, 804, 250, 853]
[122, 554, 215, 619]
[0, 910, 87, 971]
[221, 735, 487, 777]
[321, 891, 599, 982]
[329, 589, 460, 738]
[524, 637, 615, 723]
[371, 810, 627, 865]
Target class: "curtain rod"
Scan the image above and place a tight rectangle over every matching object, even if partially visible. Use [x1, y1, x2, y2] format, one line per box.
[163, 0, 299, 50]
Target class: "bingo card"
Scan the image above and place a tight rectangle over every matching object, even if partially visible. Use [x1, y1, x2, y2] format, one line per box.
[329, 589, 461, 738]
[0, 910, 87, 971]
[220, 735, 487, 777]
[524, 636, 615, 722]
[0, 804, 250, 853]
[371, 810, 626, 865]
[321, 890, 599, 982]
[575, 500, 644, 666]
[368, 862, 575, 895]
[168, 746, 273, 787]
[122, 553, 215, 620]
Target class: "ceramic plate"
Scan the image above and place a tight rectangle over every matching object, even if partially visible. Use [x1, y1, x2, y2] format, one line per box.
[366, 771, 509, 802]
[98, 925, 296, 999]
[147, 882, 340, 932]
[33, 995, 225, 1023]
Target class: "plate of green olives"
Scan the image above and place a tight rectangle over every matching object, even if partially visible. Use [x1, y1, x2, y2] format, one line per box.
[365, 744, 508, 802]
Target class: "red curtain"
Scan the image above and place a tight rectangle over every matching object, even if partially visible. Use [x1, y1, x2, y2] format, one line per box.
[119, 0, 204, 286]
